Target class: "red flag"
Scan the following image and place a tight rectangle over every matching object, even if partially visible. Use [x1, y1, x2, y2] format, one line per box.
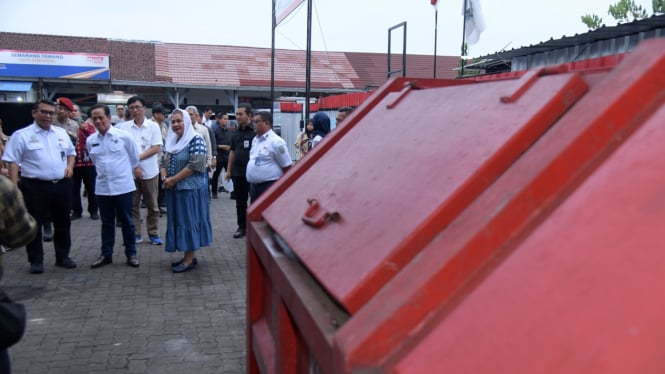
[431, 0, 437, 5]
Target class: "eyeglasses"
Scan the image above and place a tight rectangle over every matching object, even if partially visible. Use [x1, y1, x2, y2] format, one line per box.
[37, 109, 55, 116]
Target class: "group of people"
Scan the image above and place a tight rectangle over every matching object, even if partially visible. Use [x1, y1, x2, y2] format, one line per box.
[0, 99, 352, 372]
[295, 106, 353, 159]
[0, 96, 304, 276]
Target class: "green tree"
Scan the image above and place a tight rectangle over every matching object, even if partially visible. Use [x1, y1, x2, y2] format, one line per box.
[581, 14, 604, 29]
[582, 0, 664, 30]
[655, 0, 665, 13]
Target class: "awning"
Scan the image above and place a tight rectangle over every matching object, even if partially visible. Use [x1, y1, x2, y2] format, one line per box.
[0, 81, 33, 92]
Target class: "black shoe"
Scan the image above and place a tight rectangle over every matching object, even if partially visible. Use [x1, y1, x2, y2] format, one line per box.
[116, 220, 122, 227]
[171, 258, 198, 267]
[43, 224, 53, 242]
[230, 191, 236, 200]
[70, 213, 82, 220]
[172, 261, 196, 273]
[90, 212, 99, 220]
[233, 228, 245, 239]
[55, 257, 77, 269]
[141, 201, 146, 208]
[159, 207, 167, 214]
[212, 194, 218, 199]
[91, 256, 112, 269]
[219, 187, 228, 193]
[126, 256, 140, 268]
[29, 263, 44, 274]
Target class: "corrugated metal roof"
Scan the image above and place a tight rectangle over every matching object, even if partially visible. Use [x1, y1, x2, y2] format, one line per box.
[480, 13, 665, 61]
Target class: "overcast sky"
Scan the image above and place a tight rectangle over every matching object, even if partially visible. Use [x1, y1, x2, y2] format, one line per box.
[0, 0, 656, 58]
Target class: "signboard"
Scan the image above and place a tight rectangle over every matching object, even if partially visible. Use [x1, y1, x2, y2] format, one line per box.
[0, 49, 110, 79]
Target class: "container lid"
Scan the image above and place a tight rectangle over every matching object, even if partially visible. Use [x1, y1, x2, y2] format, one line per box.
[262, 72, 588, 313]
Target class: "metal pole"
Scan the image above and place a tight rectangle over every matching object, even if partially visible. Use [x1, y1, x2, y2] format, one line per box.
[433, 8, 438, 78]
[387, 28, 392, 79]
[402, 23, 407, 77]
[461, 0, 468, 77]
[305, 0, 312, 123]
[271, 0, 276, 118]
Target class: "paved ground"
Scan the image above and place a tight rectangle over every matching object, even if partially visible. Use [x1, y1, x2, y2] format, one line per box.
[2, 191, 247, 374]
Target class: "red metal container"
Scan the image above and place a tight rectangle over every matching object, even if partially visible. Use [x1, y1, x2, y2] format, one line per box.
[246, 38, 665, 373]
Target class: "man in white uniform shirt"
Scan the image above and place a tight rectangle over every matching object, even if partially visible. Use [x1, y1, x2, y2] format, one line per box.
[86, 104, 142, 268]
[117, 96, 163, 245]
[2, 99, 78, 274]
[246, 111, 292, 202]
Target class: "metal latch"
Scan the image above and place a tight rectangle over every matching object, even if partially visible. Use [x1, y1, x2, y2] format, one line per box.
[302, 199, 340, 228]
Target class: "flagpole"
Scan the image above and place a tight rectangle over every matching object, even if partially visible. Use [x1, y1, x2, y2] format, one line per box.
[271, 0, 276, 118]
[305, 0, 312, 124]
[460, 0, 468, 77]
[433, 7, 438, 78]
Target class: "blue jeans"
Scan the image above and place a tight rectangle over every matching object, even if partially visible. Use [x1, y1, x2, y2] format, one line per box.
[96, 192, 136, 258]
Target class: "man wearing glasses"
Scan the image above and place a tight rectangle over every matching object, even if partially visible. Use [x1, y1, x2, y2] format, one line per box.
[117, 96, 163, 245]
[2, 99, 78, 274]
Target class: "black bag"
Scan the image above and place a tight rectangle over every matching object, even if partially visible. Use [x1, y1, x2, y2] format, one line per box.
[0, 289, 26, 348]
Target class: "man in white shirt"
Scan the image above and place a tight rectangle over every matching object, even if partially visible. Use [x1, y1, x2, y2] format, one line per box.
[202, 107, 214, 128]
[246, 111, 292, 202]
[2, 100, 78, 274]
[86, 104, 141, 268]
[117, 96, 163, 245]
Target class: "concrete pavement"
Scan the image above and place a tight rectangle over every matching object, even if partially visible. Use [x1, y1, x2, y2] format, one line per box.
[2, 191, 247, 373]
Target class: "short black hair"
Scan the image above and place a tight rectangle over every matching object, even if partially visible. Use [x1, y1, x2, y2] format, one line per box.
[254, 111, 272, 127]
[152, 103, 166, 114]
[127, 96, 146, 107]
[90, 104, 111, 117]
[237, 103, 252, 116]
[338, 106, 354, 115]
[33, 99, 55, 110]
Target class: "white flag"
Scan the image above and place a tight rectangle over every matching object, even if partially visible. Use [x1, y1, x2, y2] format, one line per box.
[463, 0, 486, 45]
[275, 0, 305, 26]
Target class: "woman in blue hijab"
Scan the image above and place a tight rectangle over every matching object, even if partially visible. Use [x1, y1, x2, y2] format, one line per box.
[310, 112, 330, 149]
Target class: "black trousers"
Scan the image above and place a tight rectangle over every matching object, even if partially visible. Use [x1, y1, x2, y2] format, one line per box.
[210, 156, 227, 195]
[231, 175, 249, 230]
[19, 178, 73, 264]
[250, 180, 275, 203]
[72, 165, 97, 215]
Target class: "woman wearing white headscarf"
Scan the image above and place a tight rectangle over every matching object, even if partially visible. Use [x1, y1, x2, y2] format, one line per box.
[160, 109, 212, 273]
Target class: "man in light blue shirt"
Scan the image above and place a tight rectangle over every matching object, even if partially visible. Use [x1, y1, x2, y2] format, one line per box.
[86, 104, 141, 268]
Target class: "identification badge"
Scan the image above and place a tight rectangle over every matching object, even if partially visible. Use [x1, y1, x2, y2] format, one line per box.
[243, 140, 250, 148]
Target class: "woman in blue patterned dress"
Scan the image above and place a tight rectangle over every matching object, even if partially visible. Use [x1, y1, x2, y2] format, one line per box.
[160, 109, 212, 273]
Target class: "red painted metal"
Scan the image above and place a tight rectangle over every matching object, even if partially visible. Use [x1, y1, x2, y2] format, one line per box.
[262, 72, 587, 314]
[247, 38, 665, 373]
